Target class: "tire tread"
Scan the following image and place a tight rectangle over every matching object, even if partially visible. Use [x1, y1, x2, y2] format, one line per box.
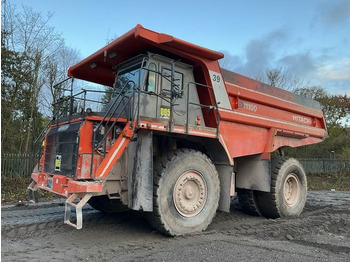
[148, 149, 219, 236]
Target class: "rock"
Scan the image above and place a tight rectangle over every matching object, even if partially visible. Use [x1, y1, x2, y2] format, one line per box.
[286, 234, 294, 240]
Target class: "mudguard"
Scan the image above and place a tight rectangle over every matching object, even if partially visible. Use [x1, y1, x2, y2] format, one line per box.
[128, 129, 153, 211]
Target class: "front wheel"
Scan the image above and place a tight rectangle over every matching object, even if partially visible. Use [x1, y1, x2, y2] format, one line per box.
[255, 157, 307, 218]
[147, 149, 220, 236]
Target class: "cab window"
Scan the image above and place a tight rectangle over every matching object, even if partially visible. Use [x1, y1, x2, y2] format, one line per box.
[161, 68, 183, 97]
[145, 63, 157, 92]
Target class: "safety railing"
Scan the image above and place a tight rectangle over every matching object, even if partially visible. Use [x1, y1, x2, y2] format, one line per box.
[90, 80, 137, 177]
[135, 67, 219, 136]
[185, 81, 220, 138]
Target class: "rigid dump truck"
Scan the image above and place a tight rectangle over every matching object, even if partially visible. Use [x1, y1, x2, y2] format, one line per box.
[28, 25, 327, 236]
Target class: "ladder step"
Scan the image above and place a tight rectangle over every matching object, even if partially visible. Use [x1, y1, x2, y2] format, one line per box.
[66, 202, 77, 208]
[64, 220, 79, 229]
[64, 193, 92, 230]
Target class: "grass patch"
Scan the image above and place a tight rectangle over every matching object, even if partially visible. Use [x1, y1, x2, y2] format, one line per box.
[307, 170, 350, 191]
[1, 177, 60, 204]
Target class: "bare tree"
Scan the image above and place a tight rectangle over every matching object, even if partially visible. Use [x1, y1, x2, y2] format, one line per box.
[255, 67, 307, 92]
[42, 46, 81, 115]
[1, 2, 78, 152]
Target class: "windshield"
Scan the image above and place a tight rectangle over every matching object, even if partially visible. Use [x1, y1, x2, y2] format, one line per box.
[114, 57, 147, 94]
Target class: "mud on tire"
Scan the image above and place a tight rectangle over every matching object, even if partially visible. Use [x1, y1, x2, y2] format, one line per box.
[147, 149, 220, 236]
[255, 157, 307, 218]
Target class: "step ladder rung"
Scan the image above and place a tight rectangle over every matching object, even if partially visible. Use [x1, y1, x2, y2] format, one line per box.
[64, 193, 92, 230]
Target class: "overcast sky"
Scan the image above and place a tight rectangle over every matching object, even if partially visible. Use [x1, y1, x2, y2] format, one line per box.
[7, 0, 350, 95]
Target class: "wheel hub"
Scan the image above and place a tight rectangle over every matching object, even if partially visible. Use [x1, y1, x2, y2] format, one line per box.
[173, 171, 207, 217]
[284, 173, 300, 207]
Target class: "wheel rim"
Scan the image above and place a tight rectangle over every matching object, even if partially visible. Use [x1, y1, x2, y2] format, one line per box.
[283, 173, 300, 207]
[173, 170, 207, 217]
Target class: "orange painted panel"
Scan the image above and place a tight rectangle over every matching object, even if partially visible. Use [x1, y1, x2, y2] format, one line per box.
[95, 122, 133, 179]
[219, 121, 269, 158]
[75, 154, 102, 179]
[233, 98, 316, 127]
[78, 121, 93, 154]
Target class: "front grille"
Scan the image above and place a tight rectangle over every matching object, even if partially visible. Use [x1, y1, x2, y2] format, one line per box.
[44, 122, 82, 177]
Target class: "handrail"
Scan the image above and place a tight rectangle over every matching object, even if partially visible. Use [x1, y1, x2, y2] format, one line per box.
[185, 81, 220, 137]
[95, 88, 136, 150]
[93, 80, 136, 143]
[90, 80, 136, 178]
[53, 77, 72, 89]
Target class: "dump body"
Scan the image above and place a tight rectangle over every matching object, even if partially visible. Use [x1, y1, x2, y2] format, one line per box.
[218, 68, 327, 158]
[28, 25, 327, 233]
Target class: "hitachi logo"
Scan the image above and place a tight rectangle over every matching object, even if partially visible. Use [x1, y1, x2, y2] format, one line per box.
[292, 115, 311, 124]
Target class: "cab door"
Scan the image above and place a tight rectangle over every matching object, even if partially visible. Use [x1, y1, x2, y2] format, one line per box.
[138, 62, 159, 119]
[157, 61, 204, 128]
[158, 65, 185, 122]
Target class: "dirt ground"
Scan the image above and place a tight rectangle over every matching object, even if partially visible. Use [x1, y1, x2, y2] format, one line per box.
[1, 191, 350, 262]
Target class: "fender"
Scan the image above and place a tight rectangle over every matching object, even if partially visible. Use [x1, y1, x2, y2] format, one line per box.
[127, 129, 153, 211]
[235, 154, 271, 192]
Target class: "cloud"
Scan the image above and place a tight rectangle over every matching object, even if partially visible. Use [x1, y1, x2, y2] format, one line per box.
[323, 79, 350, 95]
[220, 27, 349, 95]
[279, 52, 316, 78]
[218, 51, 242, 71]
[316, 59, 350, 81]
[233, 28, 289, 77]
[277, 55, 350, 94]
[316, 0, 350, 26]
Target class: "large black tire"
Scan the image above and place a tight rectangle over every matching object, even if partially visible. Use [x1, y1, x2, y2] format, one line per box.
[147, 149, 220, 236]
[255, 157, 307, 218]
[236, 189, 261, 216]
[88, 195, 127, 214]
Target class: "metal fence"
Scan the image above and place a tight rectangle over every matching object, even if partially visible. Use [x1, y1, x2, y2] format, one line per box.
[1, 154, 349, 178]
[1, 153, 39, 178]
[298, 158, 350, 173]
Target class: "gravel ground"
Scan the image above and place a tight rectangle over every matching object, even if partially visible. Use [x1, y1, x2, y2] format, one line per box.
[1, 191, 350, 261]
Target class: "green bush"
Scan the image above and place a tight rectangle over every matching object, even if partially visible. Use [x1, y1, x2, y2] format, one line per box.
[307, 170, 350, 191]
[1, 177, 60, 203]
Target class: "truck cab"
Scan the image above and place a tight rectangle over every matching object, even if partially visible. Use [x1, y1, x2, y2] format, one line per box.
[109, 52, 205, 127]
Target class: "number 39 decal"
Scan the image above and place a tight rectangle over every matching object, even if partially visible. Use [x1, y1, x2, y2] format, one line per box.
[212, 74, 221, 83]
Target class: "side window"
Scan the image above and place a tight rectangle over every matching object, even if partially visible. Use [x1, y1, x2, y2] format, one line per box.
[161, 68, 183, 97]
[145, 63, 157, 92]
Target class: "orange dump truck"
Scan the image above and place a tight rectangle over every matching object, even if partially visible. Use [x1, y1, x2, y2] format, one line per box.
[28, 25, 327, 236]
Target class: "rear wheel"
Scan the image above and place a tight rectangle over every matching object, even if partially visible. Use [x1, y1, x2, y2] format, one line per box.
[255, 157, 307, 218]
[236, 189, 261, 216]
[147, 149, 220, 236]
[88, 196, 127, 214]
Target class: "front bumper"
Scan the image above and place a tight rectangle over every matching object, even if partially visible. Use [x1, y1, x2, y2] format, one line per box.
[31, 172, 103, 197]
